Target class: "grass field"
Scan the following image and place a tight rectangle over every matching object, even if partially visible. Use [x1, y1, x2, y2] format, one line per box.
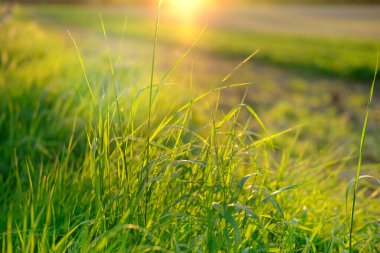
[1, 3, 380, 252]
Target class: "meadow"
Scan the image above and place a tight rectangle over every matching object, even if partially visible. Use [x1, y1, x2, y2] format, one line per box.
[0, 2, 379, 252]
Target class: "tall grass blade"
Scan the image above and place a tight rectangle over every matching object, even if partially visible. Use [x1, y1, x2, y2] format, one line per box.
[144, 0, 162, 226]
[68, 31, 95, 105]
[349, 53, 378, 252]
[222, 49, 260, 83]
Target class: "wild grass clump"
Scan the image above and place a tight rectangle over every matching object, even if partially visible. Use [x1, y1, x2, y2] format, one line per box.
[1, 8, 379, 253]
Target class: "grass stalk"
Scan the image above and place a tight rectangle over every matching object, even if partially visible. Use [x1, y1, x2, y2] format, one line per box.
[144, 0, 162, 226]
[349, 53, 378, 252]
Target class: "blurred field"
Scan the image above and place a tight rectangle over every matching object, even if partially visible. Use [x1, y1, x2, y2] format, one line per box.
[16, 3, 380, 159]
[1, 2, 380, 252]
[20, 4, 380, 80]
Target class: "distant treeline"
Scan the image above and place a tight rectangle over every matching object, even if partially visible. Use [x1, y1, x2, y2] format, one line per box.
[2, 0, 380, 4]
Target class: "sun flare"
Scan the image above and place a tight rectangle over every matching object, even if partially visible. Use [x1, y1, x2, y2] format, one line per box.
[166, 0, 213, 22]
[167, 0, 202, 10]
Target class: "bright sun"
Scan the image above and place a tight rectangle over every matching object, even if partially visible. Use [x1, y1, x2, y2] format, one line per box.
[166, 0, 212, 23]
[167, 0, 201, 10]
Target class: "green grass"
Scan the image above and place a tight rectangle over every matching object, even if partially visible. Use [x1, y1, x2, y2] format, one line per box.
[1, 5, 380, 253]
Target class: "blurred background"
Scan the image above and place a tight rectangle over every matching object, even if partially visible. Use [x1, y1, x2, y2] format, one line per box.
[1, 0, 380, 176]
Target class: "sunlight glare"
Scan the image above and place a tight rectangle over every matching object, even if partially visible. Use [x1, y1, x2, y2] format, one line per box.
[167, 0, 211, 23]
[168, 0, 202, 11]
